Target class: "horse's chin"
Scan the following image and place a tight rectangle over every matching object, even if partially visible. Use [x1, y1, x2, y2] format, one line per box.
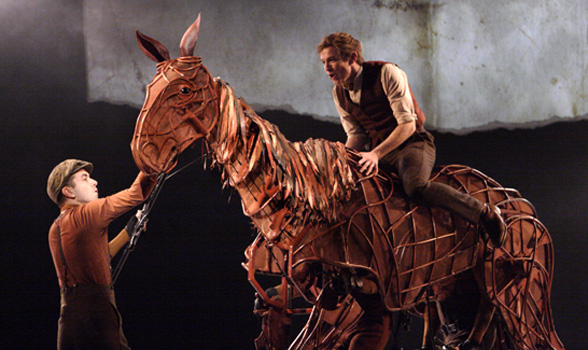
[140, 154, 177, 176]
[134, 150, 174, 176]
[137, 157, 161, 177]
[161, 150, 179, 174]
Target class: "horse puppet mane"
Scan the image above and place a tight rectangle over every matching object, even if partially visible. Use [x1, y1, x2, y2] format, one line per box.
[206, 79, 358, 245]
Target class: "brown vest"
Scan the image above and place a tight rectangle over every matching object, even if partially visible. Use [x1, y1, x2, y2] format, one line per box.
[335, 61, 425, 148]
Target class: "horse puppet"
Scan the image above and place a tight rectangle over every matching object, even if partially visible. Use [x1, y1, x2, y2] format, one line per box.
[130, 15, 564, 350]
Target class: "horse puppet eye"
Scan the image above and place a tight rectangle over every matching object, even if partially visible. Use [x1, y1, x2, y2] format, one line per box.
[180, 86, 192, 95]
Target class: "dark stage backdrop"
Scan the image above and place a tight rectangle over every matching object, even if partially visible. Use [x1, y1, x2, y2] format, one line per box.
[1, 2, 585, 349]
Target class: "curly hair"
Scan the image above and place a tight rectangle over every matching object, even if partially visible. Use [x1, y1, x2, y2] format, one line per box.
[317, 32, 364, 64]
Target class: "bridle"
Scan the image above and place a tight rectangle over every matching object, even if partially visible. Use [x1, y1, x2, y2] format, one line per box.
[112, 153, 203, 284]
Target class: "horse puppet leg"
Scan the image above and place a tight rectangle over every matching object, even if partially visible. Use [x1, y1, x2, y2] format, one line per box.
[482, 215, 565, 350]
[253, 286, 292, 350]
[451, 252, 498, 350]
[254, 304, 292, 350]
[340, 293, 392, 350]
[420, 300, 440, 350]
[459, 296, 495, 350]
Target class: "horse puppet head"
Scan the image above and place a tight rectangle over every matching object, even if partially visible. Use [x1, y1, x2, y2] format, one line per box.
[131, 14, 219, 175]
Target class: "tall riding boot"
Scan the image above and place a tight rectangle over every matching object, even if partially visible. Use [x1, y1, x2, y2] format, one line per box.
[479, 203, 507, 248]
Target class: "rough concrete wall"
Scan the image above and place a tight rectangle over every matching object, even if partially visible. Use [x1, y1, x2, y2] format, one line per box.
[430, 0, 588, 131]
[84, 0, 587, 132]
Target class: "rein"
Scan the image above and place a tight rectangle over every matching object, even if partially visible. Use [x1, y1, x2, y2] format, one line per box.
[112, 155, 202, 284]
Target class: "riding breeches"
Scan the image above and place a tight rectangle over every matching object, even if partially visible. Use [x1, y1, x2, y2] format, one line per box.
[380, 130, 485, 224]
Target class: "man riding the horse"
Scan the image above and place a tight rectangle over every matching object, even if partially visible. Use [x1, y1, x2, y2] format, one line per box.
[317, 32, 506, 248]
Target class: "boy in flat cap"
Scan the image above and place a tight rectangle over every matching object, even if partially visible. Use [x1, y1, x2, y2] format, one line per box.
[47, 159, 156, 350]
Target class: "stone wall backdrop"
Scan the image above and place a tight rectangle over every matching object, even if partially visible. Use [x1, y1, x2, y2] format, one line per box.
[84, 0, 587, 131]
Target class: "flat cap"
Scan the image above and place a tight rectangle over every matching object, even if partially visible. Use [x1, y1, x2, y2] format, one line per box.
[47, 159, 93, 205]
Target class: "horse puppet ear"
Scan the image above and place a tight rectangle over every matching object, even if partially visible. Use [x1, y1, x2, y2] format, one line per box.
[136, 30, 171, 63]
[179, 13, 201, 57]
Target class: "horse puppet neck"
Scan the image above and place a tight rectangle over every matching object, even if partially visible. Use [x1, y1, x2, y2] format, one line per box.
[205, 79, 357, 249]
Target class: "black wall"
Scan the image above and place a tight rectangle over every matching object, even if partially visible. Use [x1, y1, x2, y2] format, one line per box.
[1, 2, 585, 349]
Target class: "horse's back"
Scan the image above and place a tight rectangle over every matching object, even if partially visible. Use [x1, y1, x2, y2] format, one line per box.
[306, 164, 535, 311]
